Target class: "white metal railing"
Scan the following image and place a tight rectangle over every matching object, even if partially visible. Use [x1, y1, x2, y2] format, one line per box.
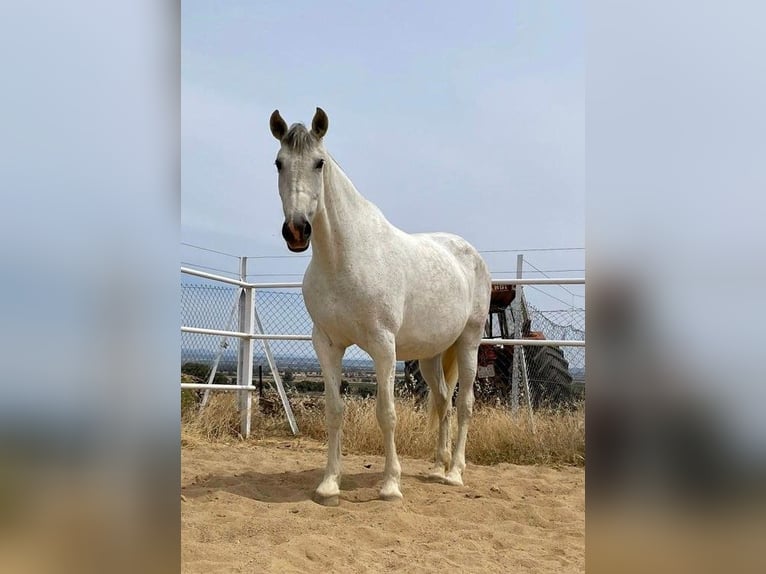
[180, 260, 301, 437]
[181, 325, 585, 348]
[181, 258, 585, 438]
[181, 266, 301, 289]
[181, 326, 312, 341]
[491, 278, 586, 285]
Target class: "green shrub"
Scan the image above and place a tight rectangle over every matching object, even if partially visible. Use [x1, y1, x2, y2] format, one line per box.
[181, 362, 228, 385]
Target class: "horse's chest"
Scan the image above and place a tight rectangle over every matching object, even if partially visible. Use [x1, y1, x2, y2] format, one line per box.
[304, 289, 351, 323]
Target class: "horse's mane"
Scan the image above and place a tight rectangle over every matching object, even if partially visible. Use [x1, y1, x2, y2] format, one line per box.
[283, 123, 318, 153]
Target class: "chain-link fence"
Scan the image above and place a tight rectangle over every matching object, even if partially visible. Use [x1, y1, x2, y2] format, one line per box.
[468, 305, 585, 408]
[181, 281, 585, 405]
[181, 282, 383, 398]
[528, 307, 585, 378]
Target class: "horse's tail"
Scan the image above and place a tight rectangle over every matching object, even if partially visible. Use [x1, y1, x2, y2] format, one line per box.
[427, 343, 460, 431]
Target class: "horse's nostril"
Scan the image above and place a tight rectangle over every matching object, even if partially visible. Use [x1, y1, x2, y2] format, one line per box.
[282, 221, 293, 242]
[303, 221, 312, 237]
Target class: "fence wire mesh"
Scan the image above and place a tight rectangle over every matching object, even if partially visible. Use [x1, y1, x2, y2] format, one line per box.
[470, 305, 585, 408]
[528, 307, 586, 380]
[181, 281, 585, 406]
[181, 282, 378, 397]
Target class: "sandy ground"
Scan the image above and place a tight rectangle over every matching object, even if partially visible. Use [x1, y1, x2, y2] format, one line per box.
[181, 438, 584, 573]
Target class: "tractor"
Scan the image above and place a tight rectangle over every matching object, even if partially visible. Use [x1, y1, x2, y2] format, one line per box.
[402, 284, 581, 408]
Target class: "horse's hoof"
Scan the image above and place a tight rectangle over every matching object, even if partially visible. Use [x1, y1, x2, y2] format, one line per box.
[443, 472, 464, 487]
[427, 471, 446, 482]
[313, 493, 340, 507]
[379, 491, 403, 503]
[379, 481, 403, 502]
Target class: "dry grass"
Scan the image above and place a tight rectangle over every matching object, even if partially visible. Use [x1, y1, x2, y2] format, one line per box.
[182, 393, 239, 443]
[181, 393, 291, 443]
[181, 394, 584, 467]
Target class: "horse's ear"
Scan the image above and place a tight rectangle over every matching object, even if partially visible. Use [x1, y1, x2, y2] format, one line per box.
[311, 107, 329, 139]
[270, 110, 288, 141]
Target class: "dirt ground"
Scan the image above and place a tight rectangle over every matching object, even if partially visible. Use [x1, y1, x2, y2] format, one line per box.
[181, 438, 584, 573]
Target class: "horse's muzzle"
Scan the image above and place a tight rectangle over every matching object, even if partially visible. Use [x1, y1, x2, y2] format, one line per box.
[282, 217, 311, 252]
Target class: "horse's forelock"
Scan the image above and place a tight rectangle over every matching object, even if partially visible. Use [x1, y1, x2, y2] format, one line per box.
[283, 123, 318, 153]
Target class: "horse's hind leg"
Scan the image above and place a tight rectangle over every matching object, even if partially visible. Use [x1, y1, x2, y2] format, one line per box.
[419, 356, 452, 478]
[312, 326, 346, 506]
[445, 335, 480, 486]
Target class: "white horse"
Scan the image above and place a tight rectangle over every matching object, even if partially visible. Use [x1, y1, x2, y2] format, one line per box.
[269, 108, 491, 504]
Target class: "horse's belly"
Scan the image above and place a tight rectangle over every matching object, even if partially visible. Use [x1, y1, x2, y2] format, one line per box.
[306, 295, 466, 360]
[393, 309, 470, 361]
[394, 338, 457, 361]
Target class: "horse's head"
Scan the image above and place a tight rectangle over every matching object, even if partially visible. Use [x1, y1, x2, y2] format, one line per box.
[269, 107, 329, 253]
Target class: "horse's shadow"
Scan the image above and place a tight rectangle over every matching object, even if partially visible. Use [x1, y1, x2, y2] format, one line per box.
[183, 468, 435, 504]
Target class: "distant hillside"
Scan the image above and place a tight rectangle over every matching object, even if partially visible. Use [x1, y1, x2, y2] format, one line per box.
[181, 348, 377, 372]
[181, 347, 585, 382]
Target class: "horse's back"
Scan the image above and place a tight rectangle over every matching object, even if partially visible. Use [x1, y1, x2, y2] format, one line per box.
[412, 232, 491, 293]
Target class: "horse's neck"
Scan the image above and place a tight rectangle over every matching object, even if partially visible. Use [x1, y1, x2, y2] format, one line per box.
[310, 158, 385, 268]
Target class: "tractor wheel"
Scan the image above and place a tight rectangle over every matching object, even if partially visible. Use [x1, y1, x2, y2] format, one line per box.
[523, 345, 575, 408]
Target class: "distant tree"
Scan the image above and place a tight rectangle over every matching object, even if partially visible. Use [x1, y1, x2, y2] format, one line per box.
[181, 362, 228, 385]
[354, 384, 376, 399]
[282, 369, 295, 384]
[293, 380, 324, 394]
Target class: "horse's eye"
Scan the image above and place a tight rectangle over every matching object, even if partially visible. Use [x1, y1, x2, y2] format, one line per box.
[315, 158, 325, 169]
[275, 159, 282, 171]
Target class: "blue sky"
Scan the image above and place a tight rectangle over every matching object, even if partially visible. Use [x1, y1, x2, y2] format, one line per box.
[182, 1, 584, 310]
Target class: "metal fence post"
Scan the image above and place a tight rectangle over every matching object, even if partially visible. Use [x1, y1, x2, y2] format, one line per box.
[518, 347, 536, 433]
[237, 257, 253, 438]
[510, 254, 523, 414]
[516, 268, 536, 430]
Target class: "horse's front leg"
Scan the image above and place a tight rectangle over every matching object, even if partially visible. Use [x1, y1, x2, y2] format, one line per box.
[312, 326, 346, 506]
[371, 336, 402, 501]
